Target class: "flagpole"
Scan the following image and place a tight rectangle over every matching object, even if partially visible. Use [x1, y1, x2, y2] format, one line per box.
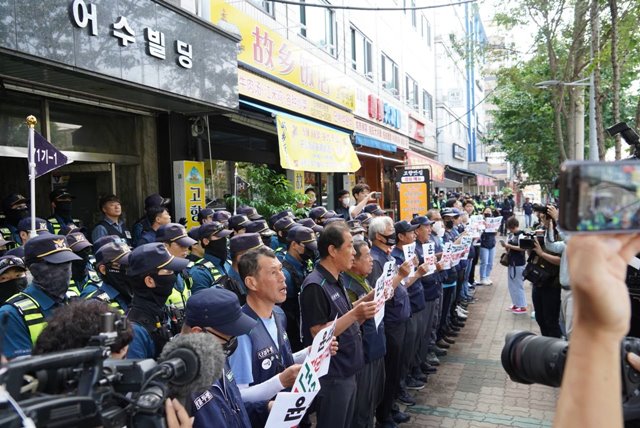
[233, 162, 238, 215]
[26, 115, 37, 239]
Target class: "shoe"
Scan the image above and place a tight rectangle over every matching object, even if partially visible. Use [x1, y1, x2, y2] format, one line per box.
[486, 279, 494, 285]
[444, 329, 459, 337]
[464, 298, 477, 304]
[456, 309, 468, 320]
[443, 336, 456, 344]
[421, 362, 437, 374]
[405, 377, 425, 390]
[468, 285, 476, 291]
[377, 420, 399, 428]
[436, 339, 451, 349]
[452, 320, 466, 328]
[397, 390, 416, 406]
[392, 410, 411, 424]
[432, 346, 448, 356]
[449, 325, 461, 332]
[506, 305, 517, 311]
[411, 371, 428, 382]
[459, 302, 469, 309]
[512, 307, 528, 314]
[457, 305, 469, 314]
[426, 352, 440, 366]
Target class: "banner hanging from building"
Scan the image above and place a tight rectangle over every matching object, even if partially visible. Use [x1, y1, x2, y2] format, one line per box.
[173, 161, 206, 230]
[276, 115, 360, 173]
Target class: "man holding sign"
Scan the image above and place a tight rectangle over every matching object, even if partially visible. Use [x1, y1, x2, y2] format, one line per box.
[299, 222, 377, 428]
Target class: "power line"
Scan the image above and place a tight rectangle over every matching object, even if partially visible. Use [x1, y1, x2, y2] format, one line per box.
[266, 0, 477, 11]
[436, 86, 497, 131]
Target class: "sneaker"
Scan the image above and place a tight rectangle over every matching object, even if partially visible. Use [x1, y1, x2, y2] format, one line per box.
[457, 306, 469, 315]
[506, 305, 517, 311]
[432, 346, 448, 356]
[397, 390, 416, 406]
[436, 339, 451, 349]
[443, 336, 456, 344]
[392, 410, 411, 424]
[426, 352, 440, 366]
[486, 279, 494, 285]
[405, 377, 425, 390]
[420, 362, 437, 374]
[512, 307, 528, 314]
[456, 308, 468, 320]
[411, 370, 428, 382]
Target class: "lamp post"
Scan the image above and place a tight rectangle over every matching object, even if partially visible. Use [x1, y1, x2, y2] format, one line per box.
[534, 77, 598, 161]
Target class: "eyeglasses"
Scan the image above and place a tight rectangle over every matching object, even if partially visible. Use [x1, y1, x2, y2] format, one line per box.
[205, 328, 236, 346]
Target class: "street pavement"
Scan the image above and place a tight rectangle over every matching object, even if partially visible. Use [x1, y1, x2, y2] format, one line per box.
[403, 255, 559, 427]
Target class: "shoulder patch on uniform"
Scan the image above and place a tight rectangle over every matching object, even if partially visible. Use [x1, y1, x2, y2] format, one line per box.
[193, 389, 214, 410]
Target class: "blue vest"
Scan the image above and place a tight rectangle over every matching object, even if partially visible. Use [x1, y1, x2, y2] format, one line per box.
[370, 246, 410, 324]
[390, 247, 426, 313]
[441, 230, 459, 285]
[241, 305, 294, 387]
[341, 273, 386, 363]
[415, 238, 442, 301]
[300, 266, 364, 378]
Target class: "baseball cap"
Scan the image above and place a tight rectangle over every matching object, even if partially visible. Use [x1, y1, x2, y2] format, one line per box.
[246, 220, 275, 236]
[126, 243, 190, 277]
[323, 217, 346, 226]
[230, 233, 264, 255]
[296, 218, 324, 234]
[309, 207, 335, 221]
[188, 226, 201, 242]
[237, 206, 263, 221]
[93, 235, 127, 252]
[411, 216, 435, 227]
[0, 255, 26, 276]
[2, 194, 29, 212]
[58, 224, 80, 236]
[185, 287, 257, 336]
[156, 223, 197, 248]
[17, 217, 49, 234]
[364, 204, 385, 216]
[144, 193, 171, 209]
[49, 188, 75, 202]
[197, 208, 215, 223]
[198, 222, 232, 240]
[229, 215, 250, 231]
[441, 207, 459, 217]
[212, 210, 232, 224]
[347, 220, 365, 234]
[395, 220, 419, 235]
[95, 241, 131, 266]
[66, 231, 92, 252]
[0, 236, 14, 248]
[5, 247, 24, 258]
[24, 234, 82, 265]
[269, 210, 293, 227]
[273, 216, 297, 233]
[355, 212, 373, 225]
[286, 226, 318, 252]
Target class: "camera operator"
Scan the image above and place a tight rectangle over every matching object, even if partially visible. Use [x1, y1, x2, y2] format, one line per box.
[554, 234, 640, 428]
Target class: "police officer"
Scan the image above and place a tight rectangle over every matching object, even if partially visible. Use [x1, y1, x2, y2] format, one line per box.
[0, 237, 15, 256]
[296, 218, 324, 236]
[213, 210, 232, 227]
[229, 214, 250, 236]
[308, 206, 335, 226]
[197, 208, 215, 225]
[66, 231, 101, 296]
[0, 194, 29, 244]
[125, 243, 189, 359]
[364, 203, 386, 218]
[84, 241, 133, 313]
[138, 206, 172, 246]
[245, 220, 276, 247]
[187, 226, 204, 263]
[299, 222, 377, 428]
[0, 234, 81, 359]
[224, 233, 264, 305]
[156, 223, 196, 333]
[272, 216, 296, 260]
[16, 217, 50, 245]
[47, 189, 81, 234]
[229, 247, 306, 409]
[281, 226, 317, 352]
[268, 209, 294, 249]
[182, 287, 264, 428]
[92, 194, 132, 245]
[237, 206, 264, 221]
[0, 255, 28, 304]
[189, 222, 232, 295]
[132, 193, 171, 246]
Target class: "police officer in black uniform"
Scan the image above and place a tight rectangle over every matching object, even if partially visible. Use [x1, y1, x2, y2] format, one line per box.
[0, 194, 30, 245]
[47, 189, 81, 234]
[85, 241, 133, 313]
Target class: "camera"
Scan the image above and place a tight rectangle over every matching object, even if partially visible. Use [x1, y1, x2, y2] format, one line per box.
[532, 203, 548, 214]
[518, 231, 545, 250]
[501, 331, 640, 421]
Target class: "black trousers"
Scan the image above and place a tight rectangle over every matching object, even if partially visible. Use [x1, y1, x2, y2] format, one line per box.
[469, 248, 479, 284]
[532, 284, 562, 338]
[438, 286, 455, 340]
[376, 320, 407, 423]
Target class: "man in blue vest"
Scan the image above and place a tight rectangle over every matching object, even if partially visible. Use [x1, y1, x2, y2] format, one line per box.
[91, 194, 132, 245]
[189, 222, 232, 294]
[300, 222, 377, 428]
[85, 241, 133, 313]
[46, 188, 81, 234]
[132, 193, 171, 246]
[125, 243, 189, 359]
[137, 206, 172, 246]
[0, 234, 81, 359]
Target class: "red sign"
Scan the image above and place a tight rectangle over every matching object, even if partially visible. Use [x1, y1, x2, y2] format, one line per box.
[408, 116, 425, 143]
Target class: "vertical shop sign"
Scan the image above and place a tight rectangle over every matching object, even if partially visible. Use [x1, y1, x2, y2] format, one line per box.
[397, 169, 430, 221]
[173, 161, 205, 229]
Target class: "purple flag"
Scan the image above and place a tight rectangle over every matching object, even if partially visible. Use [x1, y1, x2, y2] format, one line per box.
[33, 131, 70, 178]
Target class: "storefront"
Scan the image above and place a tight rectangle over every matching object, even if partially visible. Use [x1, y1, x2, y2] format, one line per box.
[0, 0, 239, 227]
[444, 165, 477, 193]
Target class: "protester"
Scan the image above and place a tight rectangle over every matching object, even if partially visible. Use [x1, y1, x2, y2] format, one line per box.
[349, 183, 372, 219]
[478, 206, 497, 285]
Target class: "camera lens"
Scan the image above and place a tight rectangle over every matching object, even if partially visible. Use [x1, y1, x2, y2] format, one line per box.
[501, 331, 568, 387]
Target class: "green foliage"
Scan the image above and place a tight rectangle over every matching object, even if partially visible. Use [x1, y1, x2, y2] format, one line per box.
[229, 164, 305, 218]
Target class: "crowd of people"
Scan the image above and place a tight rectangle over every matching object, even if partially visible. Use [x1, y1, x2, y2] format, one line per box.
[0, 184, 637, 428]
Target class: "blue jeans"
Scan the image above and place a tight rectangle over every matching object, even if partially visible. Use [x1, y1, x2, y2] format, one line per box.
[479, 247, 495, 280]
[507, 265, 527, 307]
[524, 213, 533, 228]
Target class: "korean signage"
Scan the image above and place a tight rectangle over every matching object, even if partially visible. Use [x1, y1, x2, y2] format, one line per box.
[408, 116, 425, 143]
[354, 119, 410, 150]
[354, 86, 409, 136]
[0, 0, 238, 110]
[239, 70, 355, 130]
[276, 114, 360, 173]
[405, 151, 445, 182]
[397, 169, 430, 221]
[211, 1, 354, 111]
[173, 161, 206, 230]
[33, 132, 71, 178]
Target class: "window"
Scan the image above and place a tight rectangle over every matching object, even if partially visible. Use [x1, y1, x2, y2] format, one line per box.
[421, 16, 432, 45]
[381, 53, 399, 98]
[351, 27, 372, 79]
[410, 0, 417, 28]
[300, 0, 336, 56]
[405, 75, 418, 110]
[422, 90, 434, 120]
[248, 0, 274, 15]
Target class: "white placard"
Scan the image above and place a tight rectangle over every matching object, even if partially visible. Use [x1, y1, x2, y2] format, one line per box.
[460, 236, 473, 260]
[303, 317, 337, 379]
[374, 260, 395, 329]
[265, 390, 320, 428]
[423, 242, 437, 276]
[441, 242, 452, 269]
[402, 242, 417, 279]
[484, 217, 503, 233]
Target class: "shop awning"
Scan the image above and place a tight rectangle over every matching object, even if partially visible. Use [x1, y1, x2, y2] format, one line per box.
[354, 134, 397, 153]
[405, 151, 445, 182]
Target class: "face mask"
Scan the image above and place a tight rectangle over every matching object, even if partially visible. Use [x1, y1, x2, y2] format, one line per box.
[205, 238, 228, 261]
[71, 259, 87, 283]
[341, 198, 351, 207]
[378, 233, 396, 246]
[301, 247, 318, 263]
[55, 201, 73, 217]
[432, 221, 445, 237]
[261, 235, 272, 247]
[444, 220, 454, 229]
[103, 266, 134, 300]
[29, 261, 71, 299]
[6, 208, 28, 225]
[0, 277, 27, 303]
[484, 213, 492, 218]
[145, 273, 176, 307]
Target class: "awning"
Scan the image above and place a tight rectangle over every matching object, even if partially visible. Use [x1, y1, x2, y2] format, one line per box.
[354, 134, 397, 153]
[445, 165, 477, 177]
[443, 178, 463, 188]
[405, 151, 445, 182]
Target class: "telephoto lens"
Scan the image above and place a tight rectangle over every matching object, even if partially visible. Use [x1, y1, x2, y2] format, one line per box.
[501, 331, 568, 387]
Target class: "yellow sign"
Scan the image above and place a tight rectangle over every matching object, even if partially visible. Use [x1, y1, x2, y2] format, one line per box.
[293, 171, 305, 194]
[239, 70, 354, 130]
[399, 182, 429, 221]
[211, 1, 355, 111]
[276, 114, 360, 173]
[183, 161, 206, 229]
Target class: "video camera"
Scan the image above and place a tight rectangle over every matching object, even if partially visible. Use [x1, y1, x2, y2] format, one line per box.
[518, 231, 545, 250]
[501, 331, 640, 421]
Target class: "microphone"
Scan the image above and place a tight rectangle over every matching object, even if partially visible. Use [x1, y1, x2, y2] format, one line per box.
[158, 333, 225, 407]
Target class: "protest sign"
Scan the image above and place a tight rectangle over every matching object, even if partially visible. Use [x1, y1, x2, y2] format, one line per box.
[460, 236, 473, 260]
[402, 242, 417, 279]
[423, 242, 437, 275]
[374, 260, 395, 329]
[441, 243, 452, 269]
[265, 390, 319, 428]
[304, 317, 337, 378]
[484, 217, 503, 233]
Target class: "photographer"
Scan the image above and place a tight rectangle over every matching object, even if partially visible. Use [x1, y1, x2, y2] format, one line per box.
[554, 234, 640, 428]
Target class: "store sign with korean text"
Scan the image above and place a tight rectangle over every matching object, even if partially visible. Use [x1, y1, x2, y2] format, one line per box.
[239, 70, 354, 130]
[0, 0, 238, 109]
[405, 151, 445, 182]
[211, 1, 354, 111]
[408, 116, 425, 143]
[354, 86, 409, 136]
[355, 119, 409, 150]
[397, 169, 430, 221]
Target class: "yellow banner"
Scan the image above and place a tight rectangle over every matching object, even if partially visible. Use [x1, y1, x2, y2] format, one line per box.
[276, 115, 360, 173]
[183, 161, 206, 230]
[210, 1, 355, 111]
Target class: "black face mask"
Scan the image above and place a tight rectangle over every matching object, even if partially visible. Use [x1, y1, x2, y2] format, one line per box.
[55, 201, 73, 217]
[378, 233, 396, 246]
[6, 208, 28, 226]
[29, 261, 71, 300]
[484, 214, 492, 218]
[0, 277, 27, 303]
[103, 266, 134, 301]
[261, 235, 272, 247]
[135, 273, 176, 308]
[444, 220, 455, 229]
[301, 247, 318, 263]
[71, 259, 86, 283]
[205, 238, 228, 261]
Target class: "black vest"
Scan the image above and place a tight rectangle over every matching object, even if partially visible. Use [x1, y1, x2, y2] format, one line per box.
[242, 305, 294, 387]
[127, 307, 171, 358]
[98, 220, 132, 245]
